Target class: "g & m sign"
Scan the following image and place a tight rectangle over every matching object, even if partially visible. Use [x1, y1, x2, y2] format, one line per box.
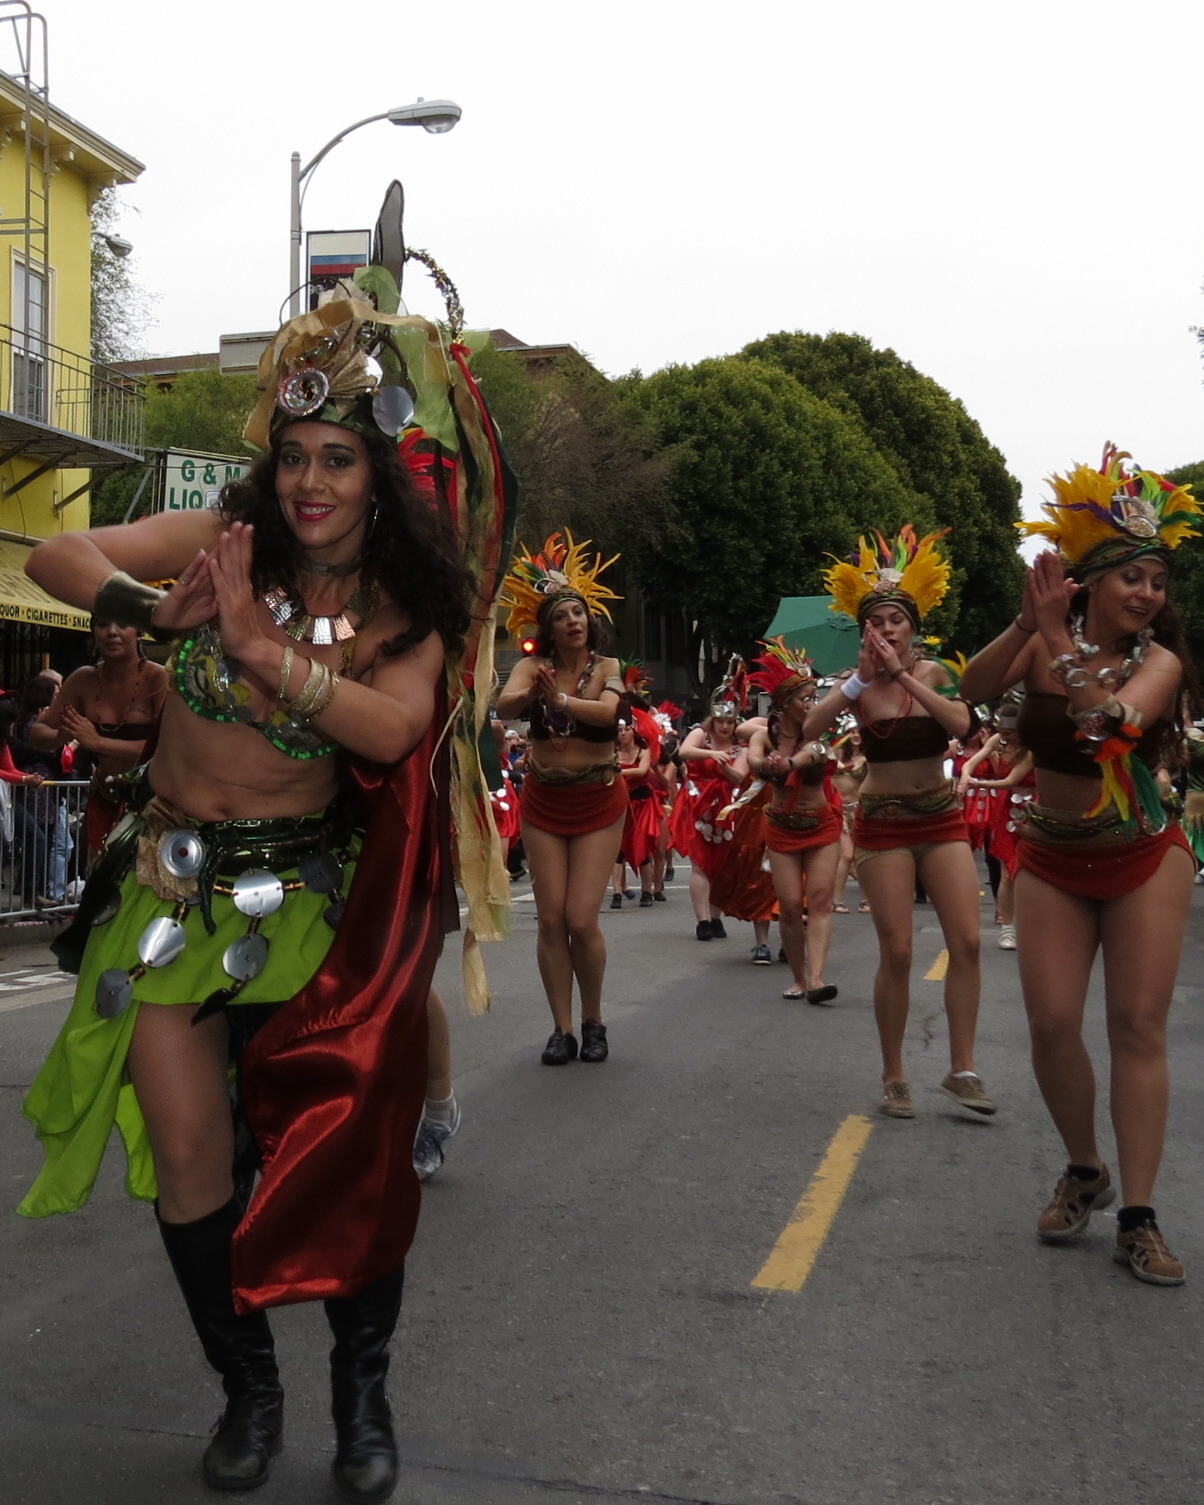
[161, 451, 249, 512]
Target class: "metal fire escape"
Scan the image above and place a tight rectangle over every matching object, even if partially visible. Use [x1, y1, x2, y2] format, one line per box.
[0, 2, 143, 510]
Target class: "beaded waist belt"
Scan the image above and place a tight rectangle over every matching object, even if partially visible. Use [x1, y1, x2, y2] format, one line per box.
[765, 807, 822, 832]
[526, 759, 619, 787]
[1015, 799, 1178, 846]
[858, 782, 959, 821]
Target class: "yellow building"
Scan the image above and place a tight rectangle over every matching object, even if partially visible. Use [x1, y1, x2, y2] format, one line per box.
[0, 64, 143, 684]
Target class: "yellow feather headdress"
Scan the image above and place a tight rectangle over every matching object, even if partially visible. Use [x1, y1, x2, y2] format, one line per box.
[823, 525, 952, 628]
[1019, 443, 1201, 576]
[500, 530, 621, 639]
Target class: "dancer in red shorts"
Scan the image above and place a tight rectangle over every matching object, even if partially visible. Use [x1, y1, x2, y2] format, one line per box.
[746, 639, 841, 1003]
[805, 527, 992, 1121]
[963, 445, 1201, 1285]
[496, 533, 625, 1065]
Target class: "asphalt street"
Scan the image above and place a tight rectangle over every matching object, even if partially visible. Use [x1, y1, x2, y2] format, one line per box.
[1, 862, 1203, 1505]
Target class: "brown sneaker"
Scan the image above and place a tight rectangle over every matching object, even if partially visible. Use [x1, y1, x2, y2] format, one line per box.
[1113, 1221, 1186, 1286]
[1036, 1164, 1115, 1242]
[879, 1081, 915, 1118]
[939, 1072, 997, 1116]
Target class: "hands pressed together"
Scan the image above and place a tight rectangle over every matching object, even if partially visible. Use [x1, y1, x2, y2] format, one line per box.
[150, 523, 254, 649]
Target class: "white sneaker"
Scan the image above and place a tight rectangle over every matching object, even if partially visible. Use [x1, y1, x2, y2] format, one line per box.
[413, 1102, 462, 1182]
[997, 925, 1017, 951]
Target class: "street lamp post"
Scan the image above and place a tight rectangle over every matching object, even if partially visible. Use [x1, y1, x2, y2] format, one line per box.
[288, 98, 461, 317]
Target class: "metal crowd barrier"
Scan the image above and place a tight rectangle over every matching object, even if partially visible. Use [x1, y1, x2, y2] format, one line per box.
[0, 780, 90, 922]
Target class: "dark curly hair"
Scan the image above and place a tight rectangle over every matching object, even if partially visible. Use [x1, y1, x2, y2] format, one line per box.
[220, 424, 473, 658]
[531, 591, 610, 661]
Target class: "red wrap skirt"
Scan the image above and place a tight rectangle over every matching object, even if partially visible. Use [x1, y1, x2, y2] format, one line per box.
[621, 789, 661, 869]
[1016, 823, 1192, 902]
[708, 783, 777, 922]
[853, 805, 968, 854]
[764, 800, 842, 855]
[520, 774, 628, 836]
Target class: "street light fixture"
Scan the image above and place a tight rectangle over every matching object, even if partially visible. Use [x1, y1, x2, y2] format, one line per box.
[102, 234, 133, 259]
[288, 97, 462, 317]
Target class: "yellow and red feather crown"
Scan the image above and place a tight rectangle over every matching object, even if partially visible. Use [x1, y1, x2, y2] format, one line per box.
[823, 525, 951, 623]
[500, 530, 621, 639]
[1019, 443, 1200, 571]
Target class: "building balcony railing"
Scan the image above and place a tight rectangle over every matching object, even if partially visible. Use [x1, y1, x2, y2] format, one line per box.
[0, 324, 145, 459]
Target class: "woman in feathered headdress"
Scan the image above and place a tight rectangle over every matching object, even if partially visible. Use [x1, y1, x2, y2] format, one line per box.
[806, 526, 994, 1123]
[19, 264, 514, 1495]
[744, 639, 842, 1002]
[962, 445, 1202, 1286]
[495, 532, 627, 1065]
[672, 659, 749, 941]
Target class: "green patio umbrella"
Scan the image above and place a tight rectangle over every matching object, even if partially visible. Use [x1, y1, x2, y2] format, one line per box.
[761, 596, 860, 676]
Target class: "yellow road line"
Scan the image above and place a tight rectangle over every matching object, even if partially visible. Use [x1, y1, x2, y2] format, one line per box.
[752, 1115, 874, 1292]
[925, 949, 949, 981]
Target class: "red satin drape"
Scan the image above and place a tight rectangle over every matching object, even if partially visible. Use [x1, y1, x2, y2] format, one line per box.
[231, 703, 453, 1313]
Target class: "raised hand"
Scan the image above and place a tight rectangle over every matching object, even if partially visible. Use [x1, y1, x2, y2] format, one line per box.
[1028, 550, 1078, 646]
[151, 548, 218, 633]
[207, 523, 261, 662]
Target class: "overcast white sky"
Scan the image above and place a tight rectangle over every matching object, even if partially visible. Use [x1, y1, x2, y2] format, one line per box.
[23, 0, 1204, 522]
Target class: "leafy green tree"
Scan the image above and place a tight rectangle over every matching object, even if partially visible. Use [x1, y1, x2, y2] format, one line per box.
[471, 343, 671, 565]
[743, 331, 1024, 647]
[91, 370, 259, 526]
[1164, 461, 1204, 668]
[621, 354, 932, 691]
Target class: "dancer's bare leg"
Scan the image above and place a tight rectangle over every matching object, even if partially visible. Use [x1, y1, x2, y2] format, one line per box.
[916, 840, 982, 1074]
[523, 821, 575, 1032]
[128, 1004, 233, 1225]
[1100, 846, 1193, 1205]
[564, 814, 625, 1023]
[857, 851, 916, 1082]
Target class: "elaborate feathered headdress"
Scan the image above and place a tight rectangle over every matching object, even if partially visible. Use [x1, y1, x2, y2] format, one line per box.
[748, 636, 817, 706]
[1019, 443, 1200, 577]
[823, 525, 951, 629]
[620, 657, 651, 698]
[709, 656, 748, 718]
[244, 274, 421, 451]
[654, 699, 682, 734]
[500, 530, 621, 639]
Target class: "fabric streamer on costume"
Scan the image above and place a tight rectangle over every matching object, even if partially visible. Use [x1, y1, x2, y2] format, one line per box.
[231, 707, 453, 1312]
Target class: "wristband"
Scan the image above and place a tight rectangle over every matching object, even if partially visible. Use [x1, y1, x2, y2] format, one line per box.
[94, 570, 167, 634]
[840, 673, 868, 701]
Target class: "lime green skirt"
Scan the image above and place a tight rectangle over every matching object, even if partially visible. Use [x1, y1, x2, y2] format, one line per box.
[19, 850, 355, 1219]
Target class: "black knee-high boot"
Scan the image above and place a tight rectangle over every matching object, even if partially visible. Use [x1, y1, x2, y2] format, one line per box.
[324, 1266, 405, 1503]
[156, 1198, 284, 1492]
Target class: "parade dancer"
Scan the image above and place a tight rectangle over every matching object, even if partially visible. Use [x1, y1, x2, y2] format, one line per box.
[19, 277, 510, 1499]
[673, 671, 747, 940]
[496, 533, 625, 1065]
[957, 701, 1034, 950]
[746, 639, 841, 1003]
[805, 527, 992, 1120]
[963, 445, 1200, 1285]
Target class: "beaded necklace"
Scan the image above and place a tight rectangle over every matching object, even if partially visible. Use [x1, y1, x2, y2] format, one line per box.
[543, 653, 597, 748]
[1050, 614, 1152, 690]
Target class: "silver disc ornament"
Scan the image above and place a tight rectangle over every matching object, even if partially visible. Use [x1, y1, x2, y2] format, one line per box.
[223, 932, 269, 982]
[299, 850, 344, 894]
[138, 916, 188, 968]
[95, 969, 134, 1019]
[231, 869, 285, 918]
[277, 366, 330, 419]
[160, 829, 206, 880]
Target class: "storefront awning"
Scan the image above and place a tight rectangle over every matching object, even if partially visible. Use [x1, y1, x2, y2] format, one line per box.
[0, 540, 91, 631]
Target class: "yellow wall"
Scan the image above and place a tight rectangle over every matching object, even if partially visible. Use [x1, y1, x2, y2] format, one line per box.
[0, 128, 134, 537]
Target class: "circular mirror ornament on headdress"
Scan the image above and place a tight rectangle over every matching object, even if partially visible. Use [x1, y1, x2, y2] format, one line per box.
[278, 366, 330, 419]
[372, 386, 414, 436]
